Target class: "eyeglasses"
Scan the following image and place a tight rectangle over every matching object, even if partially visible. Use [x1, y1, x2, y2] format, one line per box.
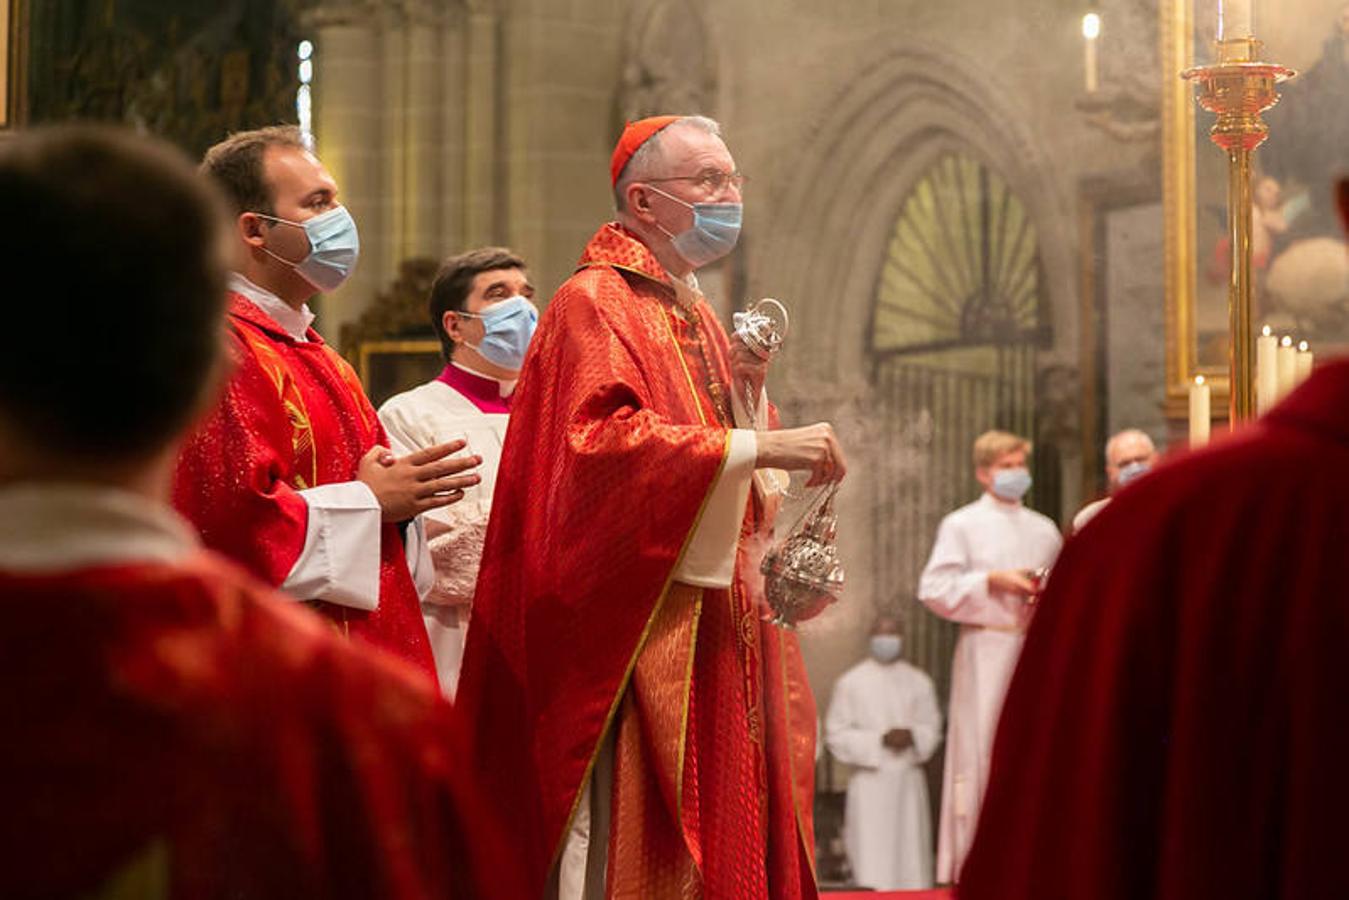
[645, 170, 748, 194]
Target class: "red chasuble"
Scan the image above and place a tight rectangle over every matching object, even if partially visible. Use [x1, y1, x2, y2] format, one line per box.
[455, 223, 818, 898]
[0, 553, 516, 899]
[960, 360, 1349, 899]
[173, 293, 435, 676]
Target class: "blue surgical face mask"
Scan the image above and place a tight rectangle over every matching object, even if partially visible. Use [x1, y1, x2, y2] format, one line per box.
[870, 634, 903, 664]
[991, 467, 1032, 502]
[257, 205, 360, 293]
[648, 185, 742, 269]
[1116, 460, 1151, 488]
[458, 295, 539, 371]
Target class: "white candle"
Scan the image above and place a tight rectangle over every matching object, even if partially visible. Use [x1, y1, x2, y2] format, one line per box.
[1297, 341, 1314, 385]
[1218, 0, 1254, 40]
[1189, 376, 1211, 447]
[1277, 336, 1297, 399]
[1256, 325, 1277, 415]
[1082, 13, 1101, 94]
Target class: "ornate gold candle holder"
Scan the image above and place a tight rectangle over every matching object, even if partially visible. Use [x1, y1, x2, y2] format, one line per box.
[1182, 38, 1293, 425]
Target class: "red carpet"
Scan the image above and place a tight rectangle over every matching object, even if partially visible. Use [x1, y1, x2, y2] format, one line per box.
[824, 891, 952, 899]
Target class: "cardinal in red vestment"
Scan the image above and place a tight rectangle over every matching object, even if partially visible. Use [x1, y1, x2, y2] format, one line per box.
[0, 125, 514, 899]
[455, 115, 847, 899]
[961, 285, 1349, 894]
[174, 126, 480, 678]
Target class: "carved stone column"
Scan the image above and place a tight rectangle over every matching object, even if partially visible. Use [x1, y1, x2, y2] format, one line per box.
[405, 4, 447, 259]
[437, 10, 468, 257]
[463, 0, 500, 246]
[306, 1, 382, 335]
[378, 9, 408, 288]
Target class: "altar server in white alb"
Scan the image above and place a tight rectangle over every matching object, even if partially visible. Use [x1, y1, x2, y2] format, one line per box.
[378, 247, 538, 697]
[918, 429, 1062, 884]
[826, 613, 943, 890]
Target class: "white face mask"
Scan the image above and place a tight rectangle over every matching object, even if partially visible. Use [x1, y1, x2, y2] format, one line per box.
[1115, 460, 1151, 488]
[255, 205, 361, 293]
[991, 467, 1032, 502]
[870, 634, 903, 663]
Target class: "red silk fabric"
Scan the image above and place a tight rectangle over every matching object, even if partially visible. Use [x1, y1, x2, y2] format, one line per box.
[456, 223, 817, 898]
[0, 552, 515, 899]
[961, 360, 1349, 898]
[173, 294, 435, 676]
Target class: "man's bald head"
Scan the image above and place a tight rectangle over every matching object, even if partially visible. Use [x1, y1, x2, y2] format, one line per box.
[1105, 429, 1157, 492]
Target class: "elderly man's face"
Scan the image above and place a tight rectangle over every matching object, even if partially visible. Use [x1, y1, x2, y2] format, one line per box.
[640, 126, 742, 235]
[1106, 434, 1156, 491]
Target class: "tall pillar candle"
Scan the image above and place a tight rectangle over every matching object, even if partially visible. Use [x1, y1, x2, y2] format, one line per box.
[1083, 14, 1101, 94]
[1277, 336, 1297, 399]
[1256, 325, 1277, 414]
[1190, 376, 1211, 447]
[1218, 0, 1254, 40]
[1297, 341, 1314, 386]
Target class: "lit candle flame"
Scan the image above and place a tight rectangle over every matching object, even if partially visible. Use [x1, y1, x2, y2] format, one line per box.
[1195, 375, 1206, 386]
[1262, 325, 1272, 337]
[1299, 340, 1309, 352]
[1082, 12, 1101, 39]
[1281, 335, 1293, 348]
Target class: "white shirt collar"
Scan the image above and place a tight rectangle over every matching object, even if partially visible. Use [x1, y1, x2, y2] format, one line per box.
[229, 272, 316, 342]
[979, 491, 1023, 511]
[450, 360, 518, 397]
[0, 483, 198, 572]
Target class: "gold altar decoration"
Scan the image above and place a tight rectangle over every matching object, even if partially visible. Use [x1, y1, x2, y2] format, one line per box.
[1182, 36, 1293, 424]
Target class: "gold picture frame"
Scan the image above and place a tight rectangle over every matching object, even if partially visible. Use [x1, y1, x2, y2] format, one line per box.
[356, 339, 443, 409]
[2, 0, 29, 130]
[1164, 0, 1349, 418]
[1161, 0, 1202, 417]
[2, 0, 13, 128]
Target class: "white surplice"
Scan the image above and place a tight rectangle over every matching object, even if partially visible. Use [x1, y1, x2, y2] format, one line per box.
[826, 657, 943, 890]
[1071, 496, 1110, 533]
[379, 369, 510, 697]
[917, 492, 1062, 884]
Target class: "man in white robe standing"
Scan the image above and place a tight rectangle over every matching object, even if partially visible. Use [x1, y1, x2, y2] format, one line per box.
[826, 613, 943, 890]
[1071, 428, 1157, 533]
[379, 247, 537, 697]
[918, 429, 1062, 884]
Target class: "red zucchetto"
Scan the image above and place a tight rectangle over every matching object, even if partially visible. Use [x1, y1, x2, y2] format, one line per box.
[609, 115, 680, 187]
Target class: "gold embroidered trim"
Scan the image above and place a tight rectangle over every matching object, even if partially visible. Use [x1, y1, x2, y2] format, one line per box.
[778, 635, 819, 886]
[659, 307, 710, 428]
[674, 589, 703, 819]
[549, 429, 735, 871]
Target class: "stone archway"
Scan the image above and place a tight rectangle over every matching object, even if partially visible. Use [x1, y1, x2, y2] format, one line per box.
[748, 40, 1080, 847]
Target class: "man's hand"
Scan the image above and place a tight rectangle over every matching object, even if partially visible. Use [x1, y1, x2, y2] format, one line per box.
[729, 334, 769, 404]
[357, 440, 481, 522]
[988, 569, 1038, 598]
[754, 423, 846, 487]
[882, 728, 914, 752]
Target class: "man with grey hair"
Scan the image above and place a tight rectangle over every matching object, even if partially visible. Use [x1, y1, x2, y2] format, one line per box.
[455, 115, 846, 898]
[1072, 428, 1158, 532]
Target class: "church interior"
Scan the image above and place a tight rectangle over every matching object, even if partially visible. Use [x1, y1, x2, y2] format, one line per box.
[4, 0, 1347, 895]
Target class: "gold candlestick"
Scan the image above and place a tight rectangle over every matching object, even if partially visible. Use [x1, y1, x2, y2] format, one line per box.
[1182, 38, 1293, 426]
